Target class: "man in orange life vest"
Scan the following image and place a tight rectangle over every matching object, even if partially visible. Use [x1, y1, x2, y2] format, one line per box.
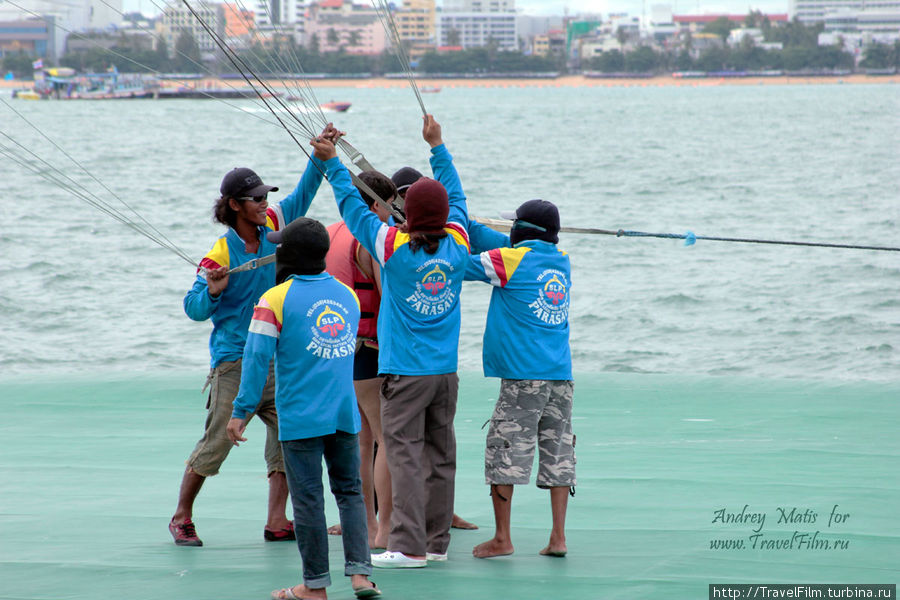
[325, 171, 395, 549]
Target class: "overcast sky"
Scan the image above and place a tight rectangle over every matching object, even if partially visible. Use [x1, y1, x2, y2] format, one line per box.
[124, 0, 791, 19]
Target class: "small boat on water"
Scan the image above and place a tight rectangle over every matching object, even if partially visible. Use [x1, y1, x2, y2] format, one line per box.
[420, 86, 441, 93]
[155, 87, 282, 99]
[25, 67, 156, 99]
[319, 100, 352, 112]
[11, 88, 41, 100]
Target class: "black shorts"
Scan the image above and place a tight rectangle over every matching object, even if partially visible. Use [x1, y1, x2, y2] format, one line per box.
[353, 343, 380, 381]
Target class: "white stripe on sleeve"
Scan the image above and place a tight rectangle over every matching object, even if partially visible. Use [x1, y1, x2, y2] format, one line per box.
[374, 223, 390, 265]
[480, 252, 501, 287]
[249, 319, 279, 338]
[269, 204, 286, 230]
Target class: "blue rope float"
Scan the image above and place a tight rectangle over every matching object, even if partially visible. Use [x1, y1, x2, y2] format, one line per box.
[605, 228, 899, 252]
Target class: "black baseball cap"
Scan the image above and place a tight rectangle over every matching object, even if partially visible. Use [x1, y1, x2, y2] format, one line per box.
[391, 166, 423, 194]
[220, 167, 278, 199]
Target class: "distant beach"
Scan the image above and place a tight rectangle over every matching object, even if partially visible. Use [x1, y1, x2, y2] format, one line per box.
[3, 73, 899, 91]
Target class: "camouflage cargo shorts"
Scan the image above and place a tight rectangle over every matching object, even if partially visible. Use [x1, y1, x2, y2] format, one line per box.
[484, 379, 575, 488]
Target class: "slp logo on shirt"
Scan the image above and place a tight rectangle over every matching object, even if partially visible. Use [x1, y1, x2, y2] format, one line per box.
[528, 269, 569, 325]
[543, 275, 567, 305]
[306, 299, 356, 359]
[316, 305, 346, 337]
[406, 258, 457, 316]
[421, 265, 447, 295]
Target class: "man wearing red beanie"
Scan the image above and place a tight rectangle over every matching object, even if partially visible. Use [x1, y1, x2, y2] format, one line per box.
[311, 114, 471, 568]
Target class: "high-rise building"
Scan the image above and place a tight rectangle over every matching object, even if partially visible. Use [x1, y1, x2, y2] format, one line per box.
[252, 0, 309, 42]
[396, 0, 436, 44]
[789, 0, 900, 23]
[159, 2, 225, 59]
[304, 0, 388, 54]
[443, 0, 516, 11]
[0, 17, 57, 59]
[437, 0, 517, 50]
[0, 0, 122, 57]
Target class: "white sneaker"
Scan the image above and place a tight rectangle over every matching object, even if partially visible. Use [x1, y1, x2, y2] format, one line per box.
[371, 550, 427, 568]
[425, 552, 447, 561]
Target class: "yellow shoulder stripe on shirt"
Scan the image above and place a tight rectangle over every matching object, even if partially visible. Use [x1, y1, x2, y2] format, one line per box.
[204, 237, 230, 269]
[260, 279, 294, 325]
[444, 226, 470, 250]
[392, 231, 410, 253]
[500, 247, 531, 281]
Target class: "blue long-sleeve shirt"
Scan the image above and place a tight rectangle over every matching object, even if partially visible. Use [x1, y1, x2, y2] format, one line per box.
[184, 157, 325, 367]
[232, 274, 361, 440]
[465, 239, 573, 381]
[328, 144, 472, 375]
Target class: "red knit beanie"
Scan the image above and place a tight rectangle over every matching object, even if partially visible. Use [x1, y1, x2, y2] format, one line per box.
[404, 177, 448, 234]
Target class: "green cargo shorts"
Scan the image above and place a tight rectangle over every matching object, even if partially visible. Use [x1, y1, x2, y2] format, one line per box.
[186, 359, 283, 477]
[484, 379, 575, 488]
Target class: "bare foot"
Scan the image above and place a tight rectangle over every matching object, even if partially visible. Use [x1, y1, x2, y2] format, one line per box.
[327, 524, 342, 535]
[271, 584, 326, 600]
[371, 531, 388, 549]
[539, 544, 567, 557]
[472, 538, 514, 558]
[451, 514, 478, 530]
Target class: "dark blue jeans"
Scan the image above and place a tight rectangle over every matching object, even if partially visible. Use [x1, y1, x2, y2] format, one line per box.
[282, 432, 372, 588]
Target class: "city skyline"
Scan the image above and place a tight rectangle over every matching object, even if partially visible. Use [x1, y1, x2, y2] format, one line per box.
[517, 0, 788, 15]
[122, 0, 791, 19]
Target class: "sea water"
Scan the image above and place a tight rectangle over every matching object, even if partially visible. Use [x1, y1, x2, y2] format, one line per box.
[1, 83, 898, 381]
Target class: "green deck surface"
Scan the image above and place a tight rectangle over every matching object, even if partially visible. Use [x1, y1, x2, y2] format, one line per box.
[1, 372, 897, 599]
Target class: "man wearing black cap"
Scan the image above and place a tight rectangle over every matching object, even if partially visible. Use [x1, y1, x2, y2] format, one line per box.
[392, 165, 510, 258]
[227, 217, 380, 600]
[390, 166, 421, 208]
[170, 126, 334, 548]
[465, 199, 575, 560]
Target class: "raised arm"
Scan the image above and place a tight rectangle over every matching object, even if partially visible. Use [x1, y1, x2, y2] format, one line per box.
[267, 124, 341, 230]
[424, 115, 469, 227]
[310, 136, 387, 265]
[266, 156, 325, 230]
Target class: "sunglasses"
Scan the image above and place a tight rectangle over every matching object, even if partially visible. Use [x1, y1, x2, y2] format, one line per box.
[237, 194, 268, 203]
[512, 219, 547, 232]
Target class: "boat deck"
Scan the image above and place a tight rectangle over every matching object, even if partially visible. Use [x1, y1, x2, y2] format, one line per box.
[1, 372, 897, 599]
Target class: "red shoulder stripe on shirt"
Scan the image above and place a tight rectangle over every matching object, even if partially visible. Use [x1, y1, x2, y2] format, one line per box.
[266, 207, 280, 231]
[252, 304, 281, 333]
[383, 228, 399, 262]
[444, 222, 471, 252]
[488, 249, 509, 287]
[198, 257, 222, 272]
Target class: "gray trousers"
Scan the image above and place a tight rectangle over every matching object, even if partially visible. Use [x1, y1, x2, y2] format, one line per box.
[380, 373, 458, 556]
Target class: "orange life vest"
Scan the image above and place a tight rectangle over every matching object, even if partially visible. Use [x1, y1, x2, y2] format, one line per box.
[326, 221, 379, 341]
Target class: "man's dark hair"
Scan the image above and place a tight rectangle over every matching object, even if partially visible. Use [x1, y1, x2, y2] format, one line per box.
[213, 196, 239, 229]
[356, 170, 396, 209]
[409, 231, 447, 254]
